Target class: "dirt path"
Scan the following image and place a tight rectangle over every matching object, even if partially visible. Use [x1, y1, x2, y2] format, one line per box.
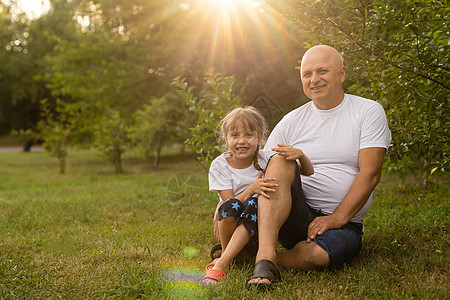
[0, 146, 44, 152]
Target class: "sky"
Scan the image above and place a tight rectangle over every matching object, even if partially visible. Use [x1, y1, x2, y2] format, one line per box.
[2, 0, 50, 19]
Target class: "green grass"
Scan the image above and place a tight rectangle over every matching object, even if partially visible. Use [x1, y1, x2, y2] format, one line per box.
[0, 149, 448, 299]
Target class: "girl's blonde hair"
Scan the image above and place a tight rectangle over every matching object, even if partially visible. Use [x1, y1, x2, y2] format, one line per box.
[217, 106, 268, 171]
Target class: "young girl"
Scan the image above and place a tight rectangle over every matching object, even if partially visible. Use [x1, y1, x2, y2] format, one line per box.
[200, 107, 314, 286]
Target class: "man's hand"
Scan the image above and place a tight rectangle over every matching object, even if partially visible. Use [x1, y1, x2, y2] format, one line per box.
[307, 214, 346, 243]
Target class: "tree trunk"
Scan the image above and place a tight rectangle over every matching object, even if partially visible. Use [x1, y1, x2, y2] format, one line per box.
[114, 147, 123, 174]
[422, 148, 430, 189]
[58, 156, 66, 174]
[153, 129, 165, 168]
[57, 143, 66, 174]
[179, 143, 185, 154]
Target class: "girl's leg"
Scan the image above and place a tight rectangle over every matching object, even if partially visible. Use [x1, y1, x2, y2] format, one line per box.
[218, 216, 237, 250]
[201, 198, 255, 286]
[214, 197, 257, 271]
[214, 224, 250, 272]
[217, 198, 245, 251]
[200, 224, 250, 285]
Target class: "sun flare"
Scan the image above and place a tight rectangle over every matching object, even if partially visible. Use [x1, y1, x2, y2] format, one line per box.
[212, 0, 234, 5]
[203, 0, 263, 11]
[209, 0, 237, 7]
[191, 0, 294, 70]
[1, 0, 50, 19]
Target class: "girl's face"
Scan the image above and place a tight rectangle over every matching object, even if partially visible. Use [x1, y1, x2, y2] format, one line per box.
[225, 121, 261, 168]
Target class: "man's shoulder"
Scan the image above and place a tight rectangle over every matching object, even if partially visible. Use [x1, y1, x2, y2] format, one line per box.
[282, 101, 313, 120]
[346, 94, 383, 109]
[345, 94, 387, 118]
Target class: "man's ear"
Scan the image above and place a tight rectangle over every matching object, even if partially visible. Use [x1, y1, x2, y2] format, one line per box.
[340, 66, 346, 83]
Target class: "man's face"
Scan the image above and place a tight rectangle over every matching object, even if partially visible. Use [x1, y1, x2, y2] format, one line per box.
[300, 48, 346, 107]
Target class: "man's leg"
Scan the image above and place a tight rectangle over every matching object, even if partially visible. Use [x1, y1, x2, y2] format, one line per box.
[277, 240, 329, 269]
[279, 221, 363, 270]
[248, 155, 295, 284]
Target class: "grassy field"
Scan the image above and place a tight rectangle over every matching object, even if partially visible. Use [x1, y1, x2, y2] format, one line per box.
[0, 149, 448, 299]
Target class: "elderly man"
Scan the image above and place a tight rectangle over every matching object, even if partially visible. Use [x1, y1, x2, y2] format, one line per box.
[247, 45, 391, 287]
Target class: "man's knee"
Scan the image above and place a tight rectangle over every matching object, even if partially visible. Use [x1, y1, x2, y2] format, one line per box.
[266, 154, 296, 179]
[287, 241, 329, 269]
[303, 242, 329, 268]
[268, 154, 295, 168]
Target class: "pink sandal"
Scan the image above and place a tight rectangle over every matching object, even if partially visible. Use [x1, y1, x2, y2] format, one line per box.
[205, 258, 219, 270]
[199, 269, 227, 286]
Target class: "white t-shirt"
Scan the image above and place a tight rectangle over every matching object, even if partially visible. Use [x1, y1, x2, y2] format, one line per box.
[264, 94, 391, 223]
[209, 150, 276, 201]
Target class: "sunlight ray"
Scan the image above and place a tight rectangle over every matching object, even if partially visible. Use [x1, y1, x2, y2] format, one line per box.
[194, 0, 297, 72]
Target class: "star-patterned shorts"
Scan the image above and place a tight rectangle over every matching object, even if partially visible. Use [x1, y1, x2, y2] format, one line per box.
[218, 197, 258, 237]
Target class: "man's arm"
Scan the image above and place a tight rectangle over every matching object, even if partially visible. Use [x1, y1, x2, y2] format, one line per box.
[306, 147, 386, 242]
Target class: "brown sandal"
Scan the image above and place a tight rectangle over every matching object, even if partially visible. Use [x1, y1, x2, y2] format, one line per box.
[210, 244, 222, 260]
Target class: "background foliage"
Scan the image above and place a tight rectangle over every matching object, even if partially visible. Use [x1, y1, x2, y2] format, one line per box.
[0, 0, 448, 182]
[129, 93, 188, 168]
[173, 71, 241, 166]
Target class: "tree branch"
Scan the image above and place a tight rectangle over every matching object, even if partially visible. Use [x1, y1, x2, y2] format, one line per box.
[319, 10, 450, 91]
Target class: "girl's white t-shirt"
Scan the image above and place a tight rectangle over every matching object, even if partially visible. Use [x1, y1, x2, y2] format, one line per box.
[264, 94, 391, 223]
[209, 150, 276, 201]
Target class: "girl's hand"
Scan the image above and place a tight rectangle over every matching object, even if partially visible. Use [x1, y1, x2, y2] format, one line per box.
[249, 171, 278, 199]
[272, 144, 306, 160]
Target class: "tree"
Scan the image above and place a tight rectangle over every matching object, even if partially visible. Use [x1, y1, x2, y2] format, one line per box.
[0, 2, 37, 134]
[129, 93, 188, 168]
[42, 0, 185, 137]
[37, 99, 78, 174]
[173, 70, 241, 166]
[4, 0, 307, 139]
[94, 109, 130, 174]
[0, 0, 79, 135]
[276, 0, 449, 186]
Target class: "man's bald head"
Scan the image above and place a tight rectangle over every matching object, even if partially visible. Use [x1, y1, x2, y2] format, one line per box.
[301, 45, 344, 70]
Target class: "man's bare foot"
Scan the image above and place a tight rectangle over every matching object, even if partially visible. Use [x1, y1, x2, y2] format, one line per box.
[246, 259, 281, 288]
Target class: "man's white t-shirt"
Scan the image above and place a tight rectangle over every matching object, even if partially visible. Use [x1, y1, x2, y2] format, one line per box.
[264, 94, 391, 223]
[209, 150, 276, 201]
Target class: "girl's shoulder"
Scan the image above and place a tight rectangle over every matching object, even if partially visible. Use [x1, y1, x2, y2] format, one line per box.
[209, 153, 230, 170]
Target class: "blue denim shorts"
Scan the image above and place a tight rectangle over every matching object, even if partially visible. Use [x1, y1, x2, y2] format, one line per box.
[277, 163, 363, 269]
[313, 221, 362, 269]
